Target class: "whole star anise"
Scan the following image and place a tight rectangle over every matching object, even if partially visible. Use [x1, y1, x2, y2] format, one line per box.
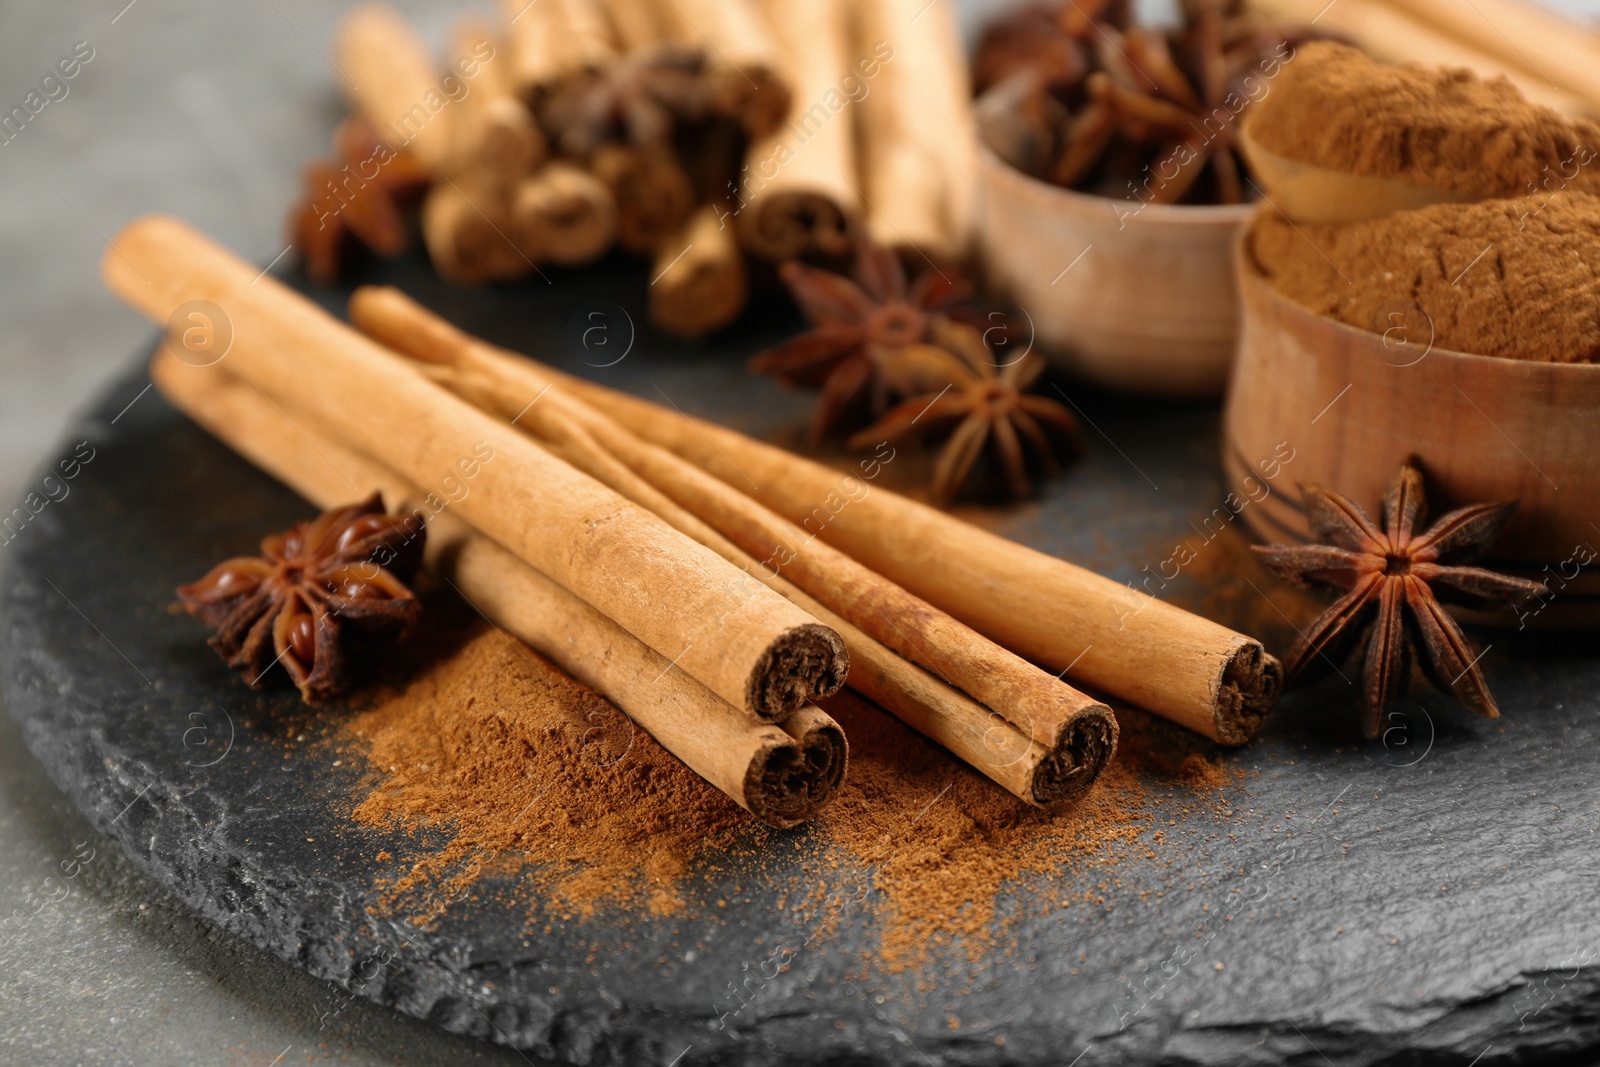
[177, 495, 427, 702]
[1253, 462, 1545, 737]
[749, 239, 976, 445]
[537, 44, 708, 159]
[288, 118, 430, 285]
[847, 317, 1083, 504]
[975, 0, 1322, 204]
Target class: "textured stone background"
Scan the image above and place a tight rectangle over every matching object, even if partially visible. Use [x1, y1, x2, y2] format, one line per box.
[3, 2, 1599, 1065]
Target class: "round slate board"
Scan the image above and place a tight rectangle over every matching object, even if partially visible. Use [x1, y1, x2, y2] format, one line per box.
[4, 252, 1600, 1067]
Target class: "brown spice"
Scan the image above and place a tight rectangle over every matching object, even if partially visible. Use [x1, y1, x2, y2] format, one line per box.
[1252, 460, 1542, 738]
[1250, 192, 1600, 362]
[1246, 42, 1600, 199]
[347, 614, 751, 923]
[343, 604, 1235, 968]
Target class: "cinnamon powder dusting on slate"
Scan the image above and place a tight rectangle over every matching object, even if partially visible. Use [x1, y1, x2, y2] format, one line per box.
[341, 607, 1237, 968]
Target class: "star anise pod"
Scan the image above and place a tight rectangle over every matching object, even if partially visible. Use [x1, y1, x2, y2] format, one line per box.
[846, 317, 1083, 504]
[972, 5, 1092, 96]
[177, 495, 428, 702]
[1253, 462, 1545, 738]
[975, 0, 1323, 203]
[288, 118, 430, 285]
[537, 44, 708, 159]
[749, 239, 976, 445]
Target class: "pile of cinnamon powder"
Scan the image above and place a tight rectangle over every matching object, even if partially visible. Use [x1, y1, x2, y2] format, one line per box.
[1247, 42, 1600, 199]
[1250, 192, 1600, 362]
[338, 607, 1238, 969]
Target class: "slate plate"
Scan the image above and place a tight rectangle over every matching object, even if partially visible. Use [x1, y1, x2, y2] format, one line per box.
[4, 251, 1599, 1067]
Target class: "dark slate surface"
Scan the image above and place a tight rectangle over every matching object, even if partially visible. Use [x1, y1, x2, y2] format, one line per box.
[3, 251, 1598, 1067]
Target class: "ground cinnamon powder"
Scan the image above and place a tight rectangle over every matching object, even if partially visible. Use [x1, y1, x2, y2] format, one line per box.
[1247, 41, 1600, 199]
[1251, 192, 1600, 362]
[337, 602, 1237, 970]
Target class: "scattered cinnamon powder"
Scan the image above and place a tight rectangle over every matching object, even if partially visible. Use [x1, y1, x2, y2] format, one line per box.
[1250, 193, 1600, 362]
[1247, 42, 1600, 199]
[340, 600, 1238, 970]
[346, 606, 753, 923]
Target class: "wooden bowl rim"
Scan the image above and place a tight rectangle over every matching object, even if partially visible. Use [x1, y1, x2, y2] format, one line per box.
[1234, 222, 1600, 381]
[975, 137, 1255, 229]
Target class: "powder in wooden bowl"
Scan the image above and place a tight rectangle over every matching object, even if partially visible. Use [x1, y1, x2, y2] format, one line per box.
[1249, 192, 1600, 363]
[1247, 41, 1600, 200]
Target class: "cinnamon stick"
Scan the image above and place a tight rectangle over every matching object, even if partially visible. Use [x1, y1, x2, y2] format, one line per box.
[597, 0, 677, 51]
[149, 348, 846, 828]
[421, 182, 530, 284]
[849, 0, 975, 261]
[648, 205, 748, 336]
[103, 216, 847, 724]
[501, 0, 616, 100]
[591, 143, 696, 254]
[736, 0, 859, 261]
[512, 162, 619, 264]
[343, 286, 1278, 744]
[349, 287, 1120, 807]
[445, 18, 547, 188]
[658, 0, 791, 137]
[332, 4, 455, 173]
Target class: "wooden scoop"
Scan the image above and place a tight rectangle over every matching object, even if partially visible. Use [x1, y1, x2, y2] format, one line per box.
[1237, 125, 1478, 224]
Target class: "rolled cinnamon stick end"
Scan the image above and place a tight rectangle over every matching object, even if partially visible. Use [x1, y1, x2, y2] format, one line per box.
[1213, 640, 1282, 746]
[512, 162, 618, 264]
[750, 623, 849, 727]
[591, 144, 695, 254]
[1029, 706, 1117, 808]
[150, 349, 848, 827]
[751, 705, 849, 828]
[738, 0, 859, 261]
[740, 190, 856, 262]
[648, 204, 747, 336]
[421, 183, 529, 284]
[333, 3, 454, 173]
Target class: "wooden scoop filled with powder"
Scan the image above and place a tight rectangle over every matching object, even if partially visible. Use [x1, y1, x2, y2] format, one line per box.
[1239, 42, 1600, 223]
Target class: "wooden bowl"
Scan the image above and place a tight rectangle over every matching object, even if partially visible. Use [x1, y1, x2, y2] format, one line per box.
[974, 139, 1251, 396]
[1224, 218, 1600, 624]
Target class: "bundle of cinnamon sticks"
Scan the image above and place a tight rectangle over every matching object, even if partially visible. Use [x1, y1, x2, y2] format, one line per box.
[113, 217, 1273, 830]
[295, 0, 975, 338]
